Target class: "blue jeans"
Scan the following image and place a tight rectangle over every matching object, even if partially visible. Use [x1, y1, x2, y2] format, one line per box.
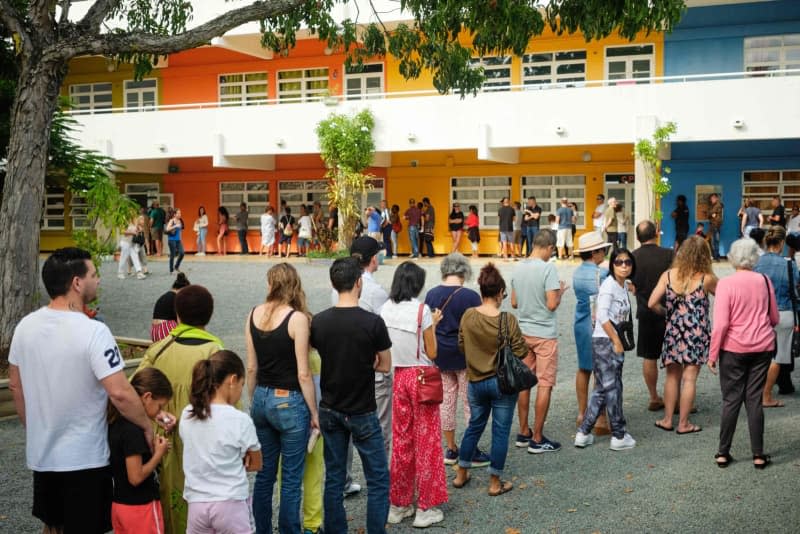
[617, 232, 627, 249]
[525, 226, 539, 256]
[408, 226, 419, 257]
[196, 227, 207, 253]
[320, 407, 389, 534]
[238, 229, 249, 253]
[458, 376, 517, 477]
[579, 338, 627, 439]
[382, 225, 393, 256]
[251, 387, 310, 534]
[711, 227, 721, 259]
[167, 240, 184, 273]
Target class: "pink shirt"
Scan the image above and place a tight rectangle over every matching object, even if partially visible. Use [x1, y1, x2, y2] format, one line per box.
[709, 270, 779, 362]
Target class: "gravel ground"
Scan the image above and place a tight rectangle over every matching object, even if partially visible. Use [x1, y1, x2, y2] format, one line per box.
[1, 254, 799, 533]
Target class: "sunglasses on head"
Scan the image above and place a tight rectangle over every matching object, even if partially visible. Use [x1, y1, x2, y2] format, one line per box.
[613, 258, 633, 267]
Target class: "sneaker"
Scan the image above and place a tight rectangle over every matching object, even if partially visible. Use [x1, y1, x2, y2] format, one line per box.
[444, 448, 458, 465]
[392, 255, 398, 259]
[136, 272, 147, 280]
[527, 436, 562, 454]
[514, 432, 533, 448]
[196, 252, 205, 256]
[574, 431, 594, 448]
[471, 448, 491, 468]
[343, 482, 361, 497]
[117, 273, 125, 279]
[413, 507, 444, 528]
[387, 505, 415, 524]
[609, 433, 637, 451]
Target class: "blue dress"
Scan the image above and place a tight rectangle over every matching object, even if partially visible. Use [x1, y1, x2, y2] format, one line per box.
[573, 261, 608, 371]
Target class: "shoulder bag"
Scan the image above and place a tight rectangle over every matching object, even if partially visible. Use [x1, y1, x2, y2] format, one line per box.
[495, 312, 538, 394]
[786, 259, 800, 359]
[611, 281, 636, 351]
[415, 303, 443, 404]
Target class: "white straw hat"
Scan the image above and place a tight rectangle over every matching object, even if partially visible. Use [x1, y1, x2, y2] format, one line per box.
[577, 231, 611, 253]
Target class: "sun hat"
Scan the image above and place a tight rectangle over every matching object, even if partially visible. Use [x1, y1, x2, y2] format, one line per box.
[577, 231, 611, 253]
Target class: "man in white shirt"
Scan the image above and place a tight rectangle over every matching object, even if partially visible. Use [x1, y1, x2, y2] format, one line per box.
[8, 247, 154, 534]
[592, 194, 606, 233]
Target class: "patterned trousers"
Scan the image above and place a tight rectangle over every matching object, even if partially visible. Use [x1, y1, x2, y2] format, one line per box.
[579, 337, 628, 439]
[440, 369, 471, 432]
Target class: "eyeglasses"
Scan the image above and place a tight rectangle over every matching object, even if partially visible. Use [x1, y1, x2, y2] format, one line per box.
[613, 258, 633, 267]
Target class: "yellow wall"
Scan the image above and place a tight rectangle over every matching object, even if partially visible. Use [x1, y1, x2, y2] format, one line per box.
[61, 57, 163, 109]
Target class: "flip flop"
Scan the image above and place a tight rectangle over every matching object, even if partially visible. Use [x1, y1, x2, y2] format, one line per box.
[763, 401, 785, 408]
[452, 474, 471, 489]
[654, 421, 674, 432]
[488, 480, 513, 497]
[676, 425, 702, 435]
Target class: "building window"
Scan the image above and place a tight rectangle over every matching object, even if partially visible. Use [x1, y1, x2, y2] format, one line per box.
[345, 63, 384, 100]
[450, 176, 512, 228]
[124, 79, 158, 112]
[470, 56, 512, 92]
[124, 183, 160, 209]
[605, 45, 654, 85]
[522, 50, 586, 87]
[219, 72, 268, 106]
[42, 186, 65, 230]
[521, 175, 586, 227]
[744, 34, 800, 76]
[70, 195, 91, 230]
[742, 170, 800, 211]
[69, 83, 113, 114]
[219, 182, 269, 229]
[278, 178, 384, 215]
[277, 68, 329, 103]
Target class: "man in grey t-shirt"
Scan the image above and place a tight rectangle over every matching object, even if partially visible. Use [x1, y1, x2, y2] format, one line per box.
[236, 202, 250, 255]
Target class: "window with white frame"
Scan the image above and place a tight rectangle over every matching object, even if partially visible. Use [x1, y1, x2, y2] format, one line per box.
[742, 170, 800, 211]
[605, 45, 654, 85]
[124, 79, 158, 111]
[470, 56, 512, 92]
[277, 68, 329, 103]
[451, 176, 512, 228]
[69, 83, 113, 114]
[124, 183, 160, 207]
[345, 63, 384, 100]
[42, 186, 65, 230]
[521, 175, 586, 227]
[744, 34, 800, 76]
[218, 72, 268, 106]
[278, 178, 385, 216]
[219, 182, 269, 229]
[522, 50, 586, 87]
[70, 194, 91, 230]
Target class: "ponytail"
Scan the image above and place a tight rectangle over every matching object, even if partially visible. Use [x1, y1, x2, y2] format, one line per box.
[108, 367, 173, 424]
[188, 350, 245, 420]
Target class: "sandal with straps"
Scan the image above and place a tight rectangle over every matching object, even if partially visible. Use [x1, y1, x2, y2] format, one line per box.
[714, 453, 733, 468]
[753, 454, 771, 470]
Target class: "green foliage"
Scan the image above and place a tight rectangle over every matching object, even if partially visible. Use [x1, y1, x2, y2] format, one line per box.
[306, 248, 348, 260]
[634, 122, 677, 223]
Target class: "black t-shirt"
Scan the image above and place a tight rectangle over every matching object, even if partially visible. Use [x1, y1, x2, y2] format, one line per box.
[631, 244, 674, 321]
[109, 417, 160, 505]
[310, 307, 392, 415]
[448, 211, 465, 231]
[523, 205, 542, 229]
[772, 205, 786, 227]
[674, 206, 690, 236]
[152, 291, 177, 321]
[498, 206, 515, 232]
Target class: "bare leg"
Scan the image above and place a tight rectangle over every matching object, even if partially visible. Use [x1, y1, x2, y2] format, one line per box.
[532, 386, 552, 442]
[656, 364, 681, 429]
[643, 359, 663, 404]
[762, 362, 781, 406]
[575, 369, 590, 426]
[444, 429, 457, 452]
[677, 364, 700, 432]
[517, 389, 531, 437]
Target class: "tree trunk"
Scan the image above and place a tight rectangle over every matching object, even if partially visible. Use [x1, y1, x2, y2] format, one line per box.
[0, 55, 68, 364]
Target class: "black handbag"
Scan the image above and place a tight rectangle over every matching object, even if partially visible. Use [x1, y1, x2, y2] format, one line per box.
[495, 312, 538, 394]
[611, 281, 636, 351]
[788, 258, 800, 360]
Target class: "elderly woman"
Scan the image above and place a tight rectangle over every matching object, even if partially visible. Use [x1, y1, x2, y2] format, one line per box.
[424, 253, 487, 466]
[709, 239, 779, 469]
[136, 285, 224, 532]
[754, 226, 799, 408]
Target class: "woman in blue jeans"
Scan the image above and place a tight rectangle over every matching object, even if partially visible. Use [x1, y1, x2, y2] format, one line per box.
[165, 208, 185, 274]
[246, 263, 319, 533]
[453, 263, 527, 496]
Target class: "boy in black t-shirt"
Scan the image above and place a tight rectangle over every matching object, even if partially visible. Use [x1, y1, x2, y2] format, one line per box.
[311, 257, 392, 534]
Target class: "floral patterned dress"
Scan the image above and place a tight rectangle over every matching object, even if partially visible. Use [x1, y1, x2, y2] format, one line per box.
[661, 272, 710, 366]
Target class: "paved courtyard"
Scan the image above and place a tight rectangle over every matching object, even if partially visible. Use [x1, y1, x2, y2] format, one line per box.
[1, 254, 799, 533]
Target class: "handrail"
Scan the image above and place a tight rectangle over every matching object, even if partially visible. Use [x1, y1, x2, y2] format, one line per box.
[64, 68, 800, 115]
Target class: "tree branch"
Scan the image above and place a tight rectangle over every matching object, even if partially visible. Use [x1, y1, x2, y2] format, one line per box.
[0, 0, 32, 56]
[29, 0, 55, 37]
[78, 0, 121, 32]
[58, 0, 71, 26]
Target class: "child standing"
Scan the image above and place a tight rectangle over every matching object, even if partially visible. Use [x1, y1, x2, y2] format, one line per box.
[108, 368, 174, 534]
[180, 350, 262, 534]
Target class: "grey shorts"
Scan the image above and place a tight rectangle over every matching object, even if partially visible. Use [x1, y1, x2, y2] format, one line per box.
[500, 231, 514, 243]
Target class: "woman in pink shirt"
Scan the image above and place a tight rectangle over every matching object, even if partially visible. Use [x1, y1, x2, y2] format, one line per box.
[708, 238, 779, 469]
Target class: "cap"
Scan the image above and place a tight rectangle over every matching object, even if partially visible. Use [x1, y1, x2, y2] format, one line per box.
[350, 236, 381, 261]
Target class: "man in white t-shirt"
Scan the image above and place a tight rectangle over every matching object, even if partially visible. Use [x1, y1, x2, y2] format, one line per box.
[8, 247, 154, 534]
[592, 194, 606, 233]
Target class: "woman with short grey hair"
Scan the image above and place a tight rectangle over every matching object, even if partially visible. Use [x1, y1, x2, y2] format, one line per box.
[709, 238, 779, 469]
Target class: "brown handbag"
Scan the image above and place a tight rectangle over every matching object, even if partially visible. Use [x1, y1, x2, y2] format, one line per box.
[415, 302, 443, 404]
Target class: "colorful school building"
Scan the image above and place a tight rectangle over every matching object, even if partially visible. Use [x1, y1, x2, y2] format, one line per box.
[41, 0, 800, 256]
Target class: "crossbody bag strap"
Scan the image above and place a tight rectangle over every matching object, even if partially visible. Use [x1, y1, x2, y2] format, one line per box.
[439, 287, 464, 314]
[416, 302, 425, 360]
[150, 335, 178, 366]
[623, 279, 633, 322]
[761, 273, 773, 320]
[788, 259, 799, 325]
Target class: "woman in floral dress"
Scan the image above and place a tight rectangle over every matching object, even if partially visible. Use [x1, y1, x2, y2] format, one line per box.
[648, 236, 718, 434]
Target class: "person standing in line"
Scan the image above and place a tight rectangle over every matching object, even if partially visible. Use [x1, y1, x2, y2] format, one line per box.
[603, 197, 619, 251]
[140, 206, 152, 256]
[194, 206, 209, 256]
[422, 197, 436, 258]
[165, 209, 185, 275]
[631, 220, 673, 412]
[448, 203, 465, 254]
[259, 206, 277, 257]
[312, 257, 392, 534]
[497, 197, 516, 261]
[390, 204, 402, 259]
[327, 202, 339, 238]
[513, 201, 524, 259]
[787, 205, 800, 260]
[511, 229, 568, 454]
[523, 196, 542, 257]
[466, 205, 481, 259]
[216, 206, 229, 256]
[592, 194, 606, 234]
[151, 272, 191, 342]
[672, 195, 690, 250]
[380, 200, 393, 258]
[404, 198, 421, 259]
[9, 248, 157, 534]
[708, 193, 724, 260]
[235, 202, 250, 255]
[574, 248, 638, 451]
[149, 200, 166, 257]
[279, 206, 297, 259]
[649, 236, 718, 434]
[118, 216, 147, 280]
[556, 198, 576, 259]
[615, 202, 629, 250]
[569, 202, 578, 244]
[741, 199, 763, 238]
[768, 195, 786, 228]
[298, 205, 313, 257]
[708, 238, 779, 469]
[365, 205, 383, 244]
[424, 254, 488, 467]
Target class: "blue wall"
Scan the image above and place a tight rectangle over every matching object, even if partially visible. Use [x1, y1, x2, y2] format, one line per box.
[661, 139, 800, 254]
[665, 0, 800, 76]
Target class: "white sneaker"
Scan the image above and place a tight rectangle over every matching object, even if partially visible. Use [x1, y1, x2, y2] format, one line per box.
[196, 252, 205, 256]
[343, 482, 361, 497]
[136, 272, 147, 280]
[387, 505, 415, 524]
[413, 507, 444, 528]
[117, 273, 125, 279]
[609, 433, 636, 451]
[574, 431, 594, 448]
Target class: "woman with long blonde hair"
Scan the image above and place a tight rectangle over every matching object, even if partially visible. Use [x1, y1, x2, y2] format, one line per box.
[246, 263, 319, 533]
[648, 236, 718, 434]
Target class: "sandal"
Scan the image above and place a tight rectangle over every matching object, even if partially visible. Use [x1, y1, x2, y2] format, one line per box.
[714, 453, 733, 468]
[654, 421, 674, 432]
[488, 480, 513, 496]
[753, 455, 771, 470]
[676, 424, 702, 435]
[452, 474, 471, 489]
[763, 401, 784, 408]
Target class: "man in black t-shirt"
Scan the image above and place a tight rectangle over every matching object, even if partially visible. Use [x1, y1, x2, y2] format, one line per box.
[523, 196, 542, 256]
[497, 197, 516, 261]
[671, 194, 690, 250]
[311, 257, 392, 534]
[769, 195, 786, 227]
